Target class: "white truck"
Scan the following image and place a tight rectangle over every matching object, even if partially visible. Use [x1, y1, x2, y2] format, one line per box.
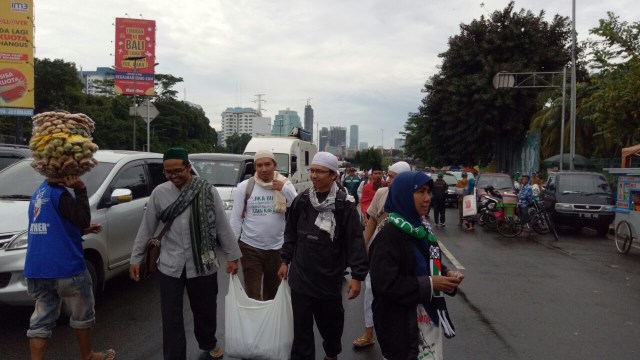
[243, 132, 317, 193]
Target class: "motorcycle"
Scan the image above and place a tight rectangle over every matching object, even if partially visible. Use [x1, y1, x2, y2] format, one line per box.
[478, 186, 523, 237]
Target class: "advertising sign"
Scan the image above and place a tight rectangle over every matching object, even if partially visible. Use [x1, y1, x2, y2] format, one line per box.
[114, 18, 155, 96]
[0, 0, 34, 115]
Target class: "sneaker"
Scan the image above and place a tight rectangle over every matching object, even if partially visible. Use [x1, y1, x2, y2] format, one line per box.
[440, 223, 446, 227]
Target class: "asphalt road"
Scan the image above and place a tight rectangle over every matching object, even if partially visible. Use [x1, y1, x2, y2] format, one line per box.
[1, 207, 639, 359]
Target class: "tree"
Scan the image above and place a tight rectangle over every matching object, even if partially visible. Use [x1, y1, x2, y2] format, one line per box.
[222, 133, 252, 154]
[155, 74, 183, 100]
[404, 2, 573, 171]
[354, 148, 382, 170]
[34, 58, 84, 113]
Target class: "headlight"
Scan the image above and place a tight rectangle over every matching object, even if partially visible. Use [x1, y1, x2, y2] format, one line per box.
[6, 231, 28, 250]
[481, 198, 488, 205]
[487, 202, 495, 210]
[555, 203, 572, 210]
[223, 200, 234, 211]
[602, 205, 615, 212]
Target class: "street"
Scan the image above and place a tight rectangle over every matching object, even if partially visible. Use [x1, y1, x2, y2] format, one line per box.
[1, 206, 639, 359]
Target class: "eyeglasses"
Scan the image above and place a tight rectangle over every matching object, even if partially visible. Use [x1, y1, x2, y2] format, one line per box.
[163, 167, 187, 177]
[307, 168, 331, 175]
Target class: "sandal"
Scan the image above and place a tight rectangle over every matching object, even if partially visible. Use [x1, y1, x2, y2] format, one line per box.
[206, 346, 224, 360]
[90, 349, 115, 360]
[352, 336, 376, 348]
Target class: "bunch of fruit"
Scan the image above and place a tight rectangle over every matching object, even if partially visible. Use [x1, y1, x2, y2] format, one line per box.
[29, 111, 99, 178]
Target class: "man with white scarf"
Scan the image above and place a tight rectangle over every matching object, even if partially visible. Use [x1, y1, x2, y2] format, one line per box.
[279, 152, 369, 360]
[230, 149, 297, 300]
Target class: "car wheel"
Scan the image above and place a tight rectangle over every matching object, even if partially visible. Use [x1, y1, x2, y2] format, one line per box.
[85, 259, 99, 296]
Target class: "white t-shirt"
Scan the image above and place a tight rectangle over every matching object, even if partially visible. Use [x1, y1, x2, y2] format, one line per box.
[229, 179, 297, 250]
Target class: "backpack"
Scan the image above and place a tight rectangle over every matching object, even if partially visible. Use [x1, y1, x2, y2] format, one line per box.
[241, 177, 256, 219]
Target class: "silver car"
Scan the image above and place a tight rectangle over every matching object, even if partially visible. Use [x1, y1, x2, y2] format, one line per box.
[0, 150, 166, 306]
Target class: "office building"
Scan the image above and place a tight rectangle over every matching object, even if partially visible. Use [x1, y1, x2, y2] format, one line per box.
[78, 67, 114, 96]
[319, 127, 329, 151]
[272, 109, 302, 136]
[220, 107, 261, 145]
[349, 125, 359, 150]
[304, 104, 314, 143]
[329, 126, 347, 147]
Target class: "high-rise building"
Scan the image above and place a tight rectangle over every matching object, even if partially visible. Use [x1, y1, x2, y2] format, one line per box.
[319, 127, 329, 151]
[394, 138, 406, 150]
[304, 104, 314, 143]
[329, 126, 347, 147]
[359, 141, 369, 150]
[272, 109, 302, 136]
[349, 125, 359, 150]
[220, 107, 260, 145]
[78, 67, 114, 96]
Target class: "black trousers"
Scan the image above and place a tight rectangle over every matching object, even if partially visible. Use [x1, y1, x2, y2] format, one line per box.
[290, 290, 344, 360]
[433, 198, 446, 224]
[159, 269, 219, 360]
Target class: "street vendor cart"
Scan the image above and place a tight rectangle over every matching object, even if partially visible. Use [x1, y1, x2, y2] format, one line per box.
[604, 167, 640, 254]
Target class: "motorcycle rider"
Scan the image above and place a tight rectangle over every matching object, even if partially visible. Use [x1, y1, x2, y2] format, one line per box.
[518, 174, 533, 233]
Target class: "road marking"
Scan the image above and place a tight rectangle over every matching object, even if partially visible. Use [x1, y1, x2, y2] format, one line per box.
[439, 241, 465, 270]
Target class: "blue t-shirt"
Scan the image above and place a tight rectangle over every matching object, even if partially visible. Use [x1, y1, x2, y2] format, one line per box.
[24, 181, 86, 278]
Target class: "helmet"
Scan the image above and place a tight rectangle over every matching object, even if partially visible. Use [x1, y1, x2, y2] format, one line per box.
[437, 172, 444, 177]
[461, 172, 468, 177]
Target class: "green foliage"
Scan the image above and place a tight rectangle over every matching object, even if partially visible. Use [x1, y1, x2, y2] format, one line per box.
[404, 1, 573, 169]
[354, 148, 382, 170]
[155, 74, 184, 100]
[221, 133, 252, 154]
[34, 58, 84, 113]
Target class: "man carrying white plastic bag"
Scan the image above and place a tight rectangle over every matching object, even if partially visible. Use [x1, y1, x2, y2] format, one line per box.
[225, 274, 294, 360]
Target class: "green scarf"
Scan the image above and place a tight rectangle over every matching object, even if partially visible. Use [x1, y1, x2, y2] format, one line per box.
[159, 177, 218, 274]
[387, 212, 428, 239]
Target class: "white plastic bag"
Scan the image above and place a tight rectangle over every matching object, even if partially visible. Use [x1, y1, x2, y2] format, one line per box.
[224, 274, 294, 360]
[462, 194, 477, 217]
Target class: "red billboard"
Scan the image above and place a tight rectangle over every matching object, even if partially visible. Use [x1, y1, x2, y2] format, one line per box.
[114, 18, 155, 96]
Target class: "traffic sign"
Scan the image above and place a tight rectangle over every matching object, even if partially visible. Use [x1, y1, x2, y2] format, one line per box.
[136, 99, 160, 123]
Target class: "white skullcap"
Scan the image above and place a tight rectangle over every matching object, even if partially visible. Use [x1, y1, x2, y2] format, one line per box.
[311, 152, 338, 173]
[254, 149, 275, 162]
[389, 161, 411, 174]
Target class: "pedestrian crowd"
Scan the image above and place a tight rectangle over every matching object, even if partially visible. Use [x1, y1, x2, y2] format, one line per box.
[23, 146, 465, 360]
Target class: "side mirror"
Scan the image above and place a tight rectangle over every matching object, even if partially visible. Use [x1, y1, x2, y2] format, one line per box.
[291, 155, 298, 175]
[110, 188, 133, 205]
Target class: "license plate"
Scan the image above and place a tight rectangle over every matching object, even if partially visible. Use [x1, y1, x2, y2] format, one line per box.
[579, 213, 599, 219]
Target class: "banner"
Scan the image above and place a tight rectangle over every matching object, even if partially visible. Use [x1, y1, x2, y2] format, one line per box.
[114, 18, 155, 96]
[0, 0, 34, 115]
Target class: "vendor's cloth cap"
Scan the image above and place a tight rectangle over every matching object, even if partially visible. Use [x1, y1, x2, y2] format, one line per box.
[312, 152, 338, 173]
[438, 172, 444, 177]
[389, 161, 411, 174]
[461, 172, 468, 177]
[254, 149, 275, 162]
[163, 147, 189, 162]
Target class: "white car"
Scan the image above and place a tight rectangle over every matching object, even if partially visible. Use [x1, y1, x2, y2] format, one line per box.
[0, 150, 166, 306]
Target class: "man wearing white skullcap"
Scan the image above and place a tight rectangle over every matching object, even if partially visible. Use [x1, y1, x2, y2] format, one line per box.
[352, 160, 411, 349]
[229, 149, 297, 301]
[279, 152, 368, 360]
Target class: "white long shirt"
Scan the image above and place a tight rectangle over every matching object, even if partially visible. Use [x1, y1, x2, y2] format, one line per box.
[229, 178, 297, 250]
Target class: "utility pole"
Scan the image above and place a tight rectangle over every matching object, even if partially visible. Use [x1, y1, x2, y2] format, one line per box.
[569, 0, 577, 171]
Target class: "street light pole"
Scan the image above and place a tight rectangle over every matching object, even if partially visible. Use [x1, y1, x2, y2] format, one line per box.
[569, 0, 577, 171]
[560, 65, 567, 171]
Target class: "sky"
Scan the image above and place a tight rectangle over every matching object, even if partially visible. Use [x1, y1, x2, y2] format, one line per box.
[32, 0, 639, 148]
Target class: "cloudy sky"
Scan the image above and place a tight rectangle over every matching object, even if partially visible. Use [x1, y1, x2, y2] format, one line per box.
[33, 0, 638, 148]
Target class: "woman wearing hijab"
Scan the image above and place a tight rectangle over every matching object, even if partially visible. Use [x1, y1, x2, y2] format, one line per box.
[369, 172, 464, 360]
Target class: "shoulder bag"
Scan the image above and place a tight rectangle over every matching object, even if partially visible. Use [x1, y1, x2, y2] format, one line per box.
[140, 219, 174, 279]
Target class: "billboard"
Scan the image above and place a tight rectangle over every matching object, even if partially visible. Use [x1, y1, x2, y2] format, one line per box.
[0, 0, 34, 116]
[114, 18, 155, 96]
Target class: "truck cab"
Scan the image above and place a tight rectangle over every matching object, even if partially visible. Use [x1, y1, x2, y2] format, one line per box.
[243, 131, 317, 193]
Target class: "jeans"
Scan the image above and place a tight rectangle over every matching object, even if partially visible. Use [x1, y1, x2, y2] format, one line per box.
[26, 270, 95, 338]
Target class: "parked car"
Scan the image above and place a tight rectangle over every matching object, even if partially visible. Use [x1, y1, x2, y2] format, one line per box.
[0, 144, 30, 171]
[476, 173, 516, 201]
[0, 150, 166, 306]
[542, 171, 615, 236]
[189, 153, 254, 216]
[443, 172, 459, 207]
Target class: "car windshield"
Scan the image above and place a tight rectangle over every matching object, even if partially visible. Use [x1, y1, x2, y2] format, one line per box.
[0, 159, 114, 199]
[558, 174, 611, 194]
[477, 175, 513, 190]
[191, 159, 242, 186]
[244, 152, 289, 175]
[0, 156, 22, 171]
[443, 174, 457, 186]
